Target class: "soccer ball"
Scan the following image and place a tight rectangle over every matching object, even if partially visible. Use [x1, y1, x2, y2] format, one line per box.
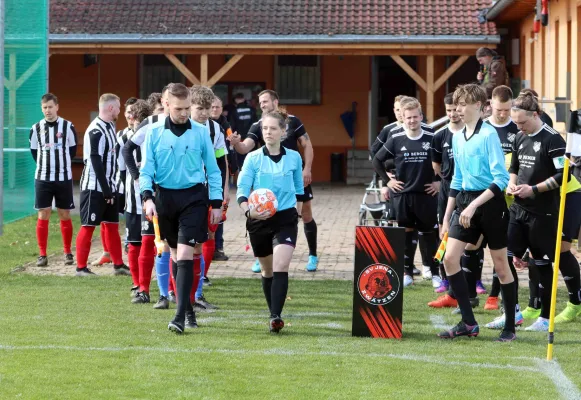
[248, 188, 278, 218]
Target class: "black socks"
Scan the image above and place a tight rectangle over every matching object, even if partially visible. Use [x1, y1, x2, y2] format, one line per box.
[537, 263, 554, 319]
[559, 250, 581, 305]
[271, 272, 289, 317]
[304, 220, 318, 257]
[418, 230, 440, 276]
[500, 282, 516, 333]
[527, 262, 541, 309]
[448, 271, 477, 326]
[261, 276, 274, 313]
[404, 230, 418, 276]
[461, 250, 481, 299]
[175, 260, 194, 323]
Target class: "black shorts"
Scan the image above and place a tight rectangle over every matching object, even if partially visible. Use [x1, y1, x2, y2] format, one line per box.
[140, 213, 155, 236]
[437, 179, 451, 225]
[391, 192, 438, 232]
[508, 204, 556, 262]
[296, 184, 314, 203]
[125, 212, 143, 243]
[34, 180, 75, 210]
[563, 191, 581, 242]
[247, 208, 299, 258]
[80, 190, 119, 226]
[156, 184, 208, 249]
[117, 192, 126, 215]
[449, 190, 508, 250]
[227, 151, 238, 174]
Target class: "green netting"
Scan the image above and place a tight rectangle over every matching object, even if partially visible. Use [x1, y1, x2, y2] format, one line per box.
[3, 0, 48, 223]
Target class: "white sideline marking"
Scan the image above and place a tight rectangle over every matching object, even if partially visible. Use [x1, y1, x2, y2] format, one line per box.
[429, 314, 451, 331]
[536, 359, 581, 400]
[0, 344, 537, 372]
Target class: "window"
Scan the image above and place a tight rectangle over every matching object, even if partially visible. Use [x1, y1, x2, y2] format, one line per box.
[275, 56, 321, 105]
[139, 55, 186, 98]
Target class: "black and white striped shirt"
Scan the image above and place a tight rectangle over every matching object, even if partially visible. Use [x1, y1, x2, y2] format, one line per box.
[29, 117, 77, 181]
[123, 114, 166, 182]
[115, 128, 131, 195]
[80, 117, 118, 194]
[119, 129, 142, 214]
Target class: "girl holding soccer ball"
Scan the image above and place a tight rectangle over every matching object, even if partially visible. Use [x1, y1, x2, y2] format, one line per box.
[236, 108, 304, 333]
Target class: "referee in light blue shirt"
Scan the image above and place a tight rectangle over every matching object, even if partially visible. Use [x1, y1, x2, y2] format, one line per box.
[438, 84, 517, 342]
[140, 83, 223, 334]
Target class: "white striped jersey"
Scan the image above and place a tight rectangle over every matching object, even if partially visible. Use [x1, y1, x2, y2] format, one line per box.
[120, 129, 142, 214]
[131, 114, 166, 147]
[80, 117, 118, 194]
[115, 127, 131, 195]
[29, 117, 77, 181]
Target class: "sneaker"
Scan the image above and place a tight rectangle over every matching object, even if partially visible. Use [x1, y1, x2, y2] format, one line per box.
[485, 311, 524, 329]
[476, 280, 487, 295]
[185, 312, 198, 329]
[495, 330, 517, 342]
[269, 315, 285, 333]
[153, 296, 169, 310]
[484, 296, 500, 311]
[451, 297, 480, 314]
[131, 291, 151, 304]
[521, 306, 542, 320]
[525, 317, 549, 332]
[36, 256, 48, 267]
[306, 255, 319, 272]
[91, 254, 111, 266]
[431, 275, 442, 289]
[202, 276, 212, 286]
[403, 275, 414, 287]
[130, 286, 139, 298]
[113, 264, 131, 276]
[435, 279, 449, 293]
[64, 253, 74, 265]
[213, 249, 229, 261]
[428, 294, 458, 308]
[251, 259, 261, 273]
[422, 266, 433, 280]
[438, 321, 479, 339]
[412, 267, 421, 276]
[554, 302, 581, 323]
[75, 267, 96, 277]
[195, 295, 219, 310]
[168, 291, 176, 304]
[168, 320, 184, 334]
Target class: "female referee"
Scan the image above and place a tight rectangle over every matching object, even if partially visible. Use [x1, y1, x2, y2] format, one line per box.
[236, 109, 304, 333]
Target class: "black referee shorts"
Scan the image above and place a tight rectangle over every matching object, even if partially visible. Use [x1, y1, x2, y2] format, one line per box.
[156, 184, 208, 249]
[391, 192, 438, 232]
[80, 189, 119, 226]
[508, 204, 556, 261]
[34, 179, 75, 210]
[296, 184, 314, 203]
[247, 208, 299, 258]
[563, 191, 581, 243]
[437, 179, 451, 225]
[449, 190, 508, 250]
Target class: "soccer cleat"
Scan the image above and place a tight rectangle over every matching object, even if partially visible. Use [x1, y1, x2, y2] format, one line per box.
[153, 296, 170, 310]
[524, 318, 549, 332]
[476, 280, 487, 295]
[168, 291, 176, 304]
[185, 311, 198, 329]
[168, 320, 184, 334]
[431, 275, 442, 288]
[91, 254, 112, 266]
[428, 294, 458, 308]
[412, 267, 421, 276]
[306, 255, 319, 272]
[251, 259, 261, 273]
[202, 276, 212, 286]
[403, 275, 414, 287]
[269, 315, 285, 333]
[438, 321, 479, 339]
[554, 302, 581, 323]
[36, 256, 48, 267]
[435, 279, 449, 293]
[75, 267, 96, 277]
[422, 266, 433, 280]
[521, 306, 541, 320]
[113, 264, 131, 276]
[195, 295, 219, 310]
[131, 291, 151, 304]
[130, 286, 139, 298]
[484, 296, 500, 311]
[485, 311, 524, 330]
[495, 330, 517, 342]
[64, 253, 74, 265]
[213, 249, 229, 261]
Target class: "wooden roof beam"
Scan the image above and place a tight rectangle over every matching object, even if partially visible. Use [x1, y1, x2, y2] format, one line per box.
[165, 53, 200, 85]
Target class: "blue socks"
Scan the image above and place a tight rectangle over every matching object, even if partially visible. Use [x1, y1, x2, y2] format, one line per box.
[195, 257, 206, 300]
[156, 251, 170, 298]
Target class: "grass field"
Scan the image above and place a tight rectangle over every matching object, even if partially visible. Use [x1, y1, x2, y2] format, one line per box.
[1, 216, 580, 399]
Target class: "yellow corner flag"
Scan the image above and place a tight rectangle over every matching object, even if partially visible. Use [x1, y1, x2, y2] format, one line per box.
[152, 216, 164, 257]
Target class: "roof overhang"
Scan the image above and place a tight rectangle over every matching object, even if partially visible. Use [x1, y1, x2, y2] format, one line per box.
[486, 0, 536, 24]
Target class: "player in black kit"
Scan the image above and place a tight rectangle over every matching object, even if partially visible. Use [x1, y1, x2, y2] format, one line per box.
[372, 97, 440, 288]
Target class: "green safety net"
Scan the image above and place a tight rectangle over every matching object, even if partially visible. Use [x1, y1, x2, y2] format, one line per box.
[3, 0, 48, 223]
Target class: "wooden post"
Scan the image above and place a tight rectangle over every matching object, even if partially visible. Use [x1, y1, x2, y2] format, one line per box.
[165, 54, 200, 85]
[200, 54, 208, 85]
[426, 55, 435, 122]
[433, 55, 469, 91]
[206, 55, 244, 87]
[8, 53, 16, 189]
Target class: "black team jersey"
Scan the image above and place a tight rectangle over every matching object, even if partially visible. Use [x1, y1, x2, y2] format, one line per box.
[370, 122, 399, 158]
[431, 124, 461, 181]
[484, 117, 519, 155]
[247, 114, 306, 152]
[375, 130, 435, 194]
[509, 124, 566, 216]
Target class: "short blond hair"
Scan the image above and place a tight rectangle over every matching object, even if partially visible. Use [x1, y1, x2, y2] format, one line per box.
[394, 95, 406, 104]
[99, 93, 120, 106]
[400, 96, 422, 114]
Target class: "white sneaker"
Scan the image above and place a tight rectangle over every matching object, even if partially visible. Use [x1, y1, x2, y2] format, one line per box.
[431, 275, 442, 288]
[525, 317, 549, 332]
[422, 266, 432, 280]
[403, 275, 414, 287]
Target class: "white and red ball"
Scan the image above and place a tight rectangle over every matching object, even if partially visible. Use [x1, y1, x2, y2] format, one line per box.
[248, 188, 278, 218]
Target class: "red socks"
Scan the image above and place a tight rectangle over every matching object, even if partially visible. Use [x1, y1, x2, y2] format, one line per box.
[60, 219, 73, 254]
[36, 219, 49, 257]
[103, 223, 123, 265]
[128, 244, 141, 287]
[138, 236, 156, 294]
[202, 239, 215, 275]
[75, 226, 96, 268]
[189, 255, 202, 304]
[100, 223, 109, 253]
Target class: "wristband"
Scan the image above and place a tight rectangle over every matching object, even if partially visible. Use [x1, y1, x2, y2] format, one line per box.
[532, 185, 539, 195]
